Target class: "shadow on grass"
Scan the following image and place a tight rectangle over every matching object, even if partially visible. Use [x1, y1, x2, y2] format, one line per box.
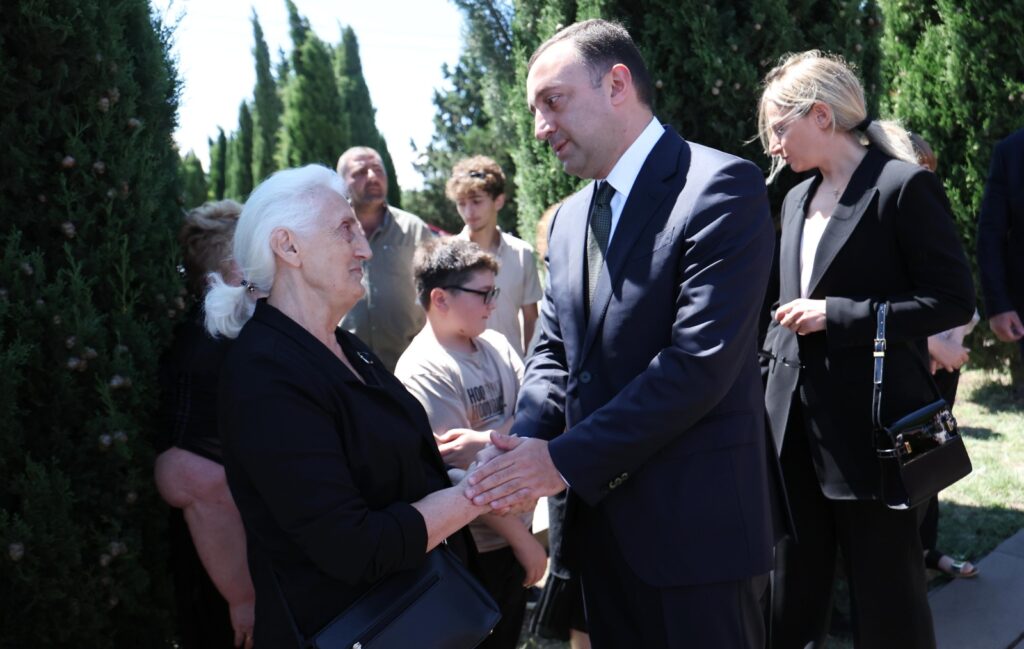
[969, 379, 1024, 414]
[960, 425, 1002, 440]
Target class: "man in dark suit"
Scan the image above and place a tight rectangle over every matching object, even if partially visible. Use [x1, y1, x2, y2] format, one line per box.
[977, 127, 1024, 399]
[465, 20, 777, 648]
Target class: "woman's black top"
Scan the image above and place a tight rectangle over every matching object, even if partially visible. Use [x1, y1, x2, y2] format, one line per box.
[157, 306, 231, 462]
[219, 300, 452, 648]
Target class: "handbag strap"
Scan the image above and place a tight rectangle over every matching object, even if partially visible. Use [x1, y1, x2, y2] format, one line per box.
[871, 302, 946, 431]
[269, 564, 311, 649]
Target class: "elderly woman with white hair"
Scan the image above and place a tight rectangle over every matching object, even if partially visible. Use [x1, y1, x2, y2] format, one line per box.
[757, 51, 975, 648]
[205, 165, 490, 648]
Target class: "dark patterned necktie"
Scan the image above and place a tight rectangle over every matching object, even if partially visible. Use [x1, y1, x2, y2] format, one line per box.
[586, 181, 616, 306]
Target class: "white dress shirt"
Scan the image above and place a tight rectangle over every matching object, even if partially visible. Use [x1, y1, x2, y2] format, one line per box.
[600, 116, 665, 244]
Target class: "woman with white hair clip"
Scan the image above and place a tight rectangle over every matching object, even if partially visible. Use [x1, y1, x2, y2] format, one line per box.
[205, 165, 491, 648]
[757, 51, 975, 648]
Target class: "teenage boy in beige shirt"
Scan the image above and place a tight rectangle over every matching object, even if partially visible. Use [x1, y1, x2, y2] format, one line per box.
[448, 156, 542, 358]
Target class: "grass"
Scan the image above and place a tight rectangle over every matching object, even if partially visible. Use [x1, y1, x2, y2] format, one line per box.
[517, 367, 1024, 649]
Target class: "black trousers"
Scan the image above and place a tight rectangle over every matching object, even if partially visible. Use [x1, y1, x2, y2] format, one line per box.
[475, 546, 528, 649]
[577, 504, 768, 649]
[168, 509, 234, 649]
[771, 405, 935, 649]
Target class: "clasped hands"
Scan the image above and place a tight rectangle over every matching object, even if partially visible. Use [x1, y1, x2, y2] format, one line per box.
[457, 432, 566, 515]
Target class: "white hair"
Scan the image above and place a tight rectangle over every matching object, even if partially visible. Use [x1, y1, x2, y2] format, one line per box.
[204, 164, 348, 338]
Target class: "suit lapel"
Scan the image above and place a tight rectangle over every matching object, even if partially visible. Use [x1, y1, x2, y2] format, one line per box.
[579, 128, 687, 364]
[804, 150, 885, 297]
[779, 179, 812, 304]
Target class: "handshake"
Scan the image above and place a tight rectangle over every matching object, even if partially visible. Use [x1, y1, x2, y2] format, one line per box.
[438, 429, 567, 516]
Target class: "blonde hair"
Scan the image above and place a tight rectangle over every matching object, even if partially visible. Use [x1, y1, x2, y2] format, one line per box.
[757, 50, 917, 182]
[179, 200, 242, 297]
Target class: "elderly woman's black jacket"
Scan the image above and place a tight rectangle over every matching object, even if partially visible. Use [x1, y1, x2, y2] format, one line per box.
[762, 148, 976, 500]
[220, 299, 452, 648]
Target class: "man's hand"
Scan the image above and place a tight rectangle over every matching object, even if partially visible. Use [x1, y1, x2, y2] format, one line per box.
[989, 310, 1024, 342]
[776, 298, 826, 335]
[435, 428, 492, 470]
[465, 433, 565, 513]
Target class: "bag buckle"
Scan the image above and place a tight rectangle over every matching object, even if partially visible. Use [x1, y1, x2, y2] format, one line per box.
[873, 338, 886, 358]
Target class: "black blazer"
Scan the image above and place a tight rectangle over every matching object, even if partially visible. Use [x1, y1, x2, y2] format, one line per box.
[977, 127, 1024, 317]
[763, 148, 975, 499]
[511, 127, 779, 587]
[219, 300, 451, 648]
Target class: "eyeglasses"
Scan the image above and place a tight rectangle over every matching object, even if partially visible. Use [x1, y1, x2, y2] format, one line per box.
[443, 285, 500, 305]
[770, 106, 810, 139]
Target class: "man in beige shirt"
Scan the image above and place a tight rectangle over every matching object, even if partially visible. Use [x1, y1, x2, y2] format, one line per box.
[337, 146, 433, 371]
[448, 156, 542, 358]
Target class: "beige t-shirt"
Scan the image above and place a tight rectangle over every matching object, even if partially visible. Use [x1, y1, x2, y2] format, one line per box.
[457, 228, 543, 358]
[396, 327, 531, 552]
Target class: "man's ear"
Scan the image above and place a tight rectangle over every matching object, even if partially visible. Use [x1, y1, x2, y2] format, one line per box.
[269, 227, 302, 268]
[608, 63, 633, 106]
[494, 193, 507, 211]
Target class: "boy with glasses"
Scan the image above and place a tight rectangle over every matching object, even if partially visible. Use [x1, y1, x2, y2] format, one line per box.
[396, 237, 545, 649]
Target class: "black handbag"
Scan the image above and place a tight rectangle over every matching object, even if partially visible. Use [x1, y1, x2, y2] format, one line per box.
[273, 544, 501, 649]
[871, 302, 972, 510]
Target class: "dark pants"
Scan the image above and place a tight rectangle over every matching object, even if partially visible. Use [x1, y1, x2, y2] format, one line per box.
[475, 546, 528, 649]
[771, 409, 935, 649]
[577, 505, 768, 649]
[919, 369, 960, 553]
[168, 509, 234, 649]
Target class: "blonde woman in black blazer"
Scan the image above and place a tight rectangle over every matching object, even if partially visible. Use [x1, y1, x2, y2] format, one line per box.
[757, 51, 975, 649]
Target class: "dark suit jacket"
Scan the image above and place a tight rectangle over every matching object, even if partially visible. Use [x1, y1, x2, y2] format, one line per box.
[762, 148, 975, 500]
[977, 127, 1024, 317]
[510, 126, 777, 588]
[220, 300, 451, 648]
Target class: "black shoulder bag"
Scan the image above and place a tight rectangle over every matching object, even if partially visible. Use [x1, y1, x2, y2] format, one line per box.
[872, 302, 972, 510]
[273, 544, 501, 649]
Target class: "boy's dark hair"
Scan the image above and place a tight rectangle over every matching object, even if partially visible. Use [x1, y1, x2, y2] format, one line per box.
[413, 237, 500, 309]
[528, 19, 654, 109]
[446, 155, 506, 201]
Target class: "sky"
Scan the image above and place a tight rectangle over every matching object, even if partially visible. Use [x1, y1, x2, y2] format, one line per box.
[160, 0, 465, 189]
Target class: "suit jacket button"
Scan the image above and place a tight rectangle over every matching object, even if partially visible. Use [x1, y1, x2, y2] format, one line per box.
[579, 371, 592, 384]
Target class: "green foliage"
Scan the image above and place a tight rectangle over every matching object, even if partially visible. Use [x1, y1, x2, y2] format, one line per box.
[0, 0, 184, 643]
[879, 0, 1024, 369]
[178, 150, 208, 209]
[207, 127, 227, 200]
[406, 1, 518, 233]
[334, 27, 402, 206]
[226, 101, 254, 200]
[276, 29, 347, 168]
[251, 11, 282, 184]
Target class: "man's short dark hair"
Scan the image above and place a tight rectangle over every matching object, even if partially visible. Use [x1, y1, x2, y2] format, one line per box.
[528, 19, 654, 109]
[413, 237, 500, 309]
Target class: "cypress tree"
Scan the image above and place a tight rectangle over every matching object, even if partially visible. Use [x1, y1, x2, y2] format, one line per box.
[276, 29, 347, 168]
[251, 11, 282, 184]
[334, 27, 402, 206]
[226, 101, 254, 200]
[207, 127, 227, 200]
[0, 0, 183, 644]
[178, 150, 209, 208]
